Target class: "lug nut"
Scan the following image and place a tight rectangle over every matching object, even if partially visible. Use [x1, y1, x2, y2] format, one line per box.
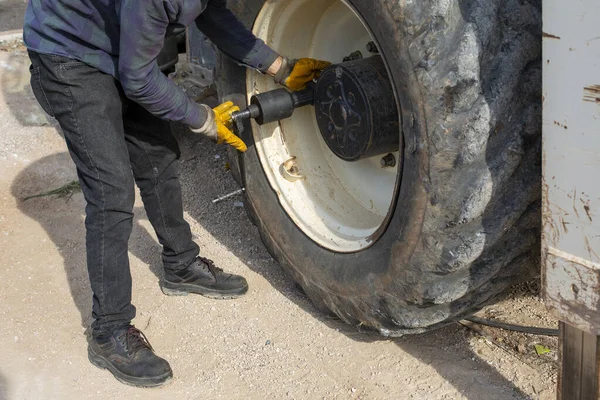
[343, 51, 363, 62]
[381, 154, 396, 168]
[366, 41, 379, 54]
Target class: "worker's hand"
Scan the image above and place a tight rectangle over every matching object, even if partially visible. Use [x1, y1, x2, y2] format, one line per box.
[274, 57, 331, 91]
[213, 101, 247, 152]
[191, 102, 247, 152]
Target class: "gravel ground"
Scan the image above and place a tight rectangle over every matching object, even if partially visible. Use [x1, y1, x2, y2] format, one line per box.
[0, 36, 558, 400]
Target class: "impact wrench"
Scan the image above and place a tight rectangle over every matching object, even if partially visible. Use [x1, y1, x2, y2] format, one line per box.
[230, 83, 315, 134]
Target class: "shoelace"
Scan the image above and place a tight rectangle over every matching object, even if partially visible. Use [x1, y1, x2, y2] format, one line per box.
[117, 326, 154, 354]
[198, 257, 224, 277]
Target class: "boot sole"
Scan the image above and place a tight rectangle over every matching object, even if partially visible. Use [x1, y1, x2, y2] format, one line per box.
[160, 281, 248, 299]
[88, 348, 172, 388]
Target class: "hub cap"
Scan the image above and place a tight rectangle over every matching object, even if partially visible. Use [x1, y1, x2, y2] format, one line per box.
[315, 57, 400, 161]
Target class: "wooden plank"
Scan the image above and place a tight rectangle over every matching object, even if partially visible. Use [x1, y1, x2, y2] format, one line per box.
[559, 322, 583, 400]
[581, 330, 599, 400]
[558, 322, 600, 400]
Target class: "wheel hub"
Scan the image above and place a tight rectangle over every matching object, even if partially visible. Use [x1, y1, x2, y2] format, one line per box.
[315, 56, 400, 161]
[249, 0, 402, 252]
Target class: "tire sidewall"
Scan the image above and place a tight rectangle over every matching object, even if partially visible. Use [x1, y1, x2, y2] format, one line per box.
[221, 0, 429, 326]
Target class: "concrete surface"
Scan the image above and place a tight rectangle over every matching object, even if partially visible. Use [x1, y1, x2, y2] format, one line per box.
[0, 34, 557, 400]
[0, 0, 27, 33]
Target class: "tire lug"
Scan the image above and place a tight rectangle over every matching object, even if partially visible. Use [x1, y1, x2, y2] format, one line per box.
[380, 154, 396, 168]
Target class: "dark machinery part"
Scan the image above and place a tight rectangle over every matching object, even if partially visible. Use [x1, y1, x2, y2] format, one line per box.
[366, 41, 379, 54]
[343, 50, 363, 62]
[380, 153, 397, 168]
[170, 25, 218, 102]
[232, 57, 400, 164]
[314, 56, 400, 162]
[231, 86, 314, 134]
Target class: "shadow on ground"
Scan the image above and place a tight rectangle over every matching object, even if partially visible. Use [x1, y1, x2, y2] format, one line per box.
[11, 152, 173, 333]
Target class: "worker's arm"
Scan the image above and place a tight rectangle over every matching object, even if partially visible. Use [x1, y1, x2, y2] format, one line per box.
[195, 0, 280, 74]
[197, 1, 331, 89]
[118, 0, 208, 129]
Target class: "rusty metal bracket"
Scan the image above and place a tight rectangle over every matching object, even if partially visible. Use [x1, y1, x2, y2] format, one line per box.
[170, 25, 218, 103]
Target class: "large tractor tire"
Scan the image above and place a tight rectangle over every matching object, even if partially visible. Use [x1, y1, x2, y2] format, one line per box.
[219, 0, 542, 336]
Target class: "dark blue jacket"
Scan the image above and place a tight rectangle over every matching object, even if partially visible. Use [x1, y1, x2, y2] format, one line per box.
[24, 0, 279, 128]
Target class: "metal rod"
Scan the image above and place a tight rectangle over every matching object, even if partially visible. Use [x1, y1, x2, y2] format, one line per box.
[211, 188, 245, 204]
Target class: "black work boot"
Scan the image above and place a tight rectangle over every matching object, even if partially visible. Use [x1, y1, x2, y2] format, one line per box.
[88, 325, 172, 387]
[161, 257, 248, 298]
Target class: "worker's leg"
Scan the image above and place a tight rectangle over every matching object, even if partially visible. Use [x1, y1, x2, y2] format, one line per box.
[123, 101, 248, 298]
[28, 52, 136, 337]
[122, 101, 199, 271]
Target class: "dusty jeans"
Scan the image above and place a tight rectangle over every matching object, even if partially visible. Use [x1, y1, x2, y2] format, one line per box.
[28, 51, 199, 338]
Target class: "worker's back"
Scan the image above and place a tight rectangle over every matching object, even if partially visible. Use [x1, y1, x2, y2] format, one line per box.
[24, 0, 122, 76]
[24, 0, 205, 78]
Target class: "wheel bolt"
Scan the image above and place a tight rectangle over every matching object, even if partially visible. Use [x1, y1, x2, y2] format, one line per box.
[366, 41, 379, 54]
[381, 153, 396, 168]
[343, 51, 363, 62]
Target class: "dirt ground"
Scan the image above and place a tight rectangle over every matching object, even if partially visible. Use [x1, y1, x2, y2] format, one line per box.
[0, 33, 559, 399]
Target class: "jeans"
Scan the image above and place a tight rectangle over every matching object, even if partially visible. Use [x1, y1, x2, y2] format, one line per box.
[28, 51, 200, 337]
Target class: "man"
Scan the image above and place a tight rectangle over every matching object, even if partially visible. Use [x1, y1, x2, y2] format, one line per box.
[24, 0, 329, 387]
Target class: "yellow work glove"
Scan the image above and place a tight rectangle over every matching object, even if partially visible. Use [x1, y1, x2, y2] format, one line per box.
[274, 57, 332, 91]
[191, 102, 247, 153]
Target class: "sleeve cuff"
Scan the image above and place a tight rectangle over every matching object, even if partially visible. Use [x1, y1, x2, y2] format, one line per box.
[247, 43, 280, 74]
[186, 102, 210, 129]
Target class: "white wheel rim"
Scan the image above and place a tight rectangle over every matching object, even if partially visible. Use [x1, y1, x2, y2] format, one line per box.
[249, 0, 400, 253]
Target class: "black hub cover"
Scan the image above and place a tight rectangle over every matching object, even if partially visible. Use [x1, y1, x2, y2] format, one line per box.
[314, 56, 400, 162]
